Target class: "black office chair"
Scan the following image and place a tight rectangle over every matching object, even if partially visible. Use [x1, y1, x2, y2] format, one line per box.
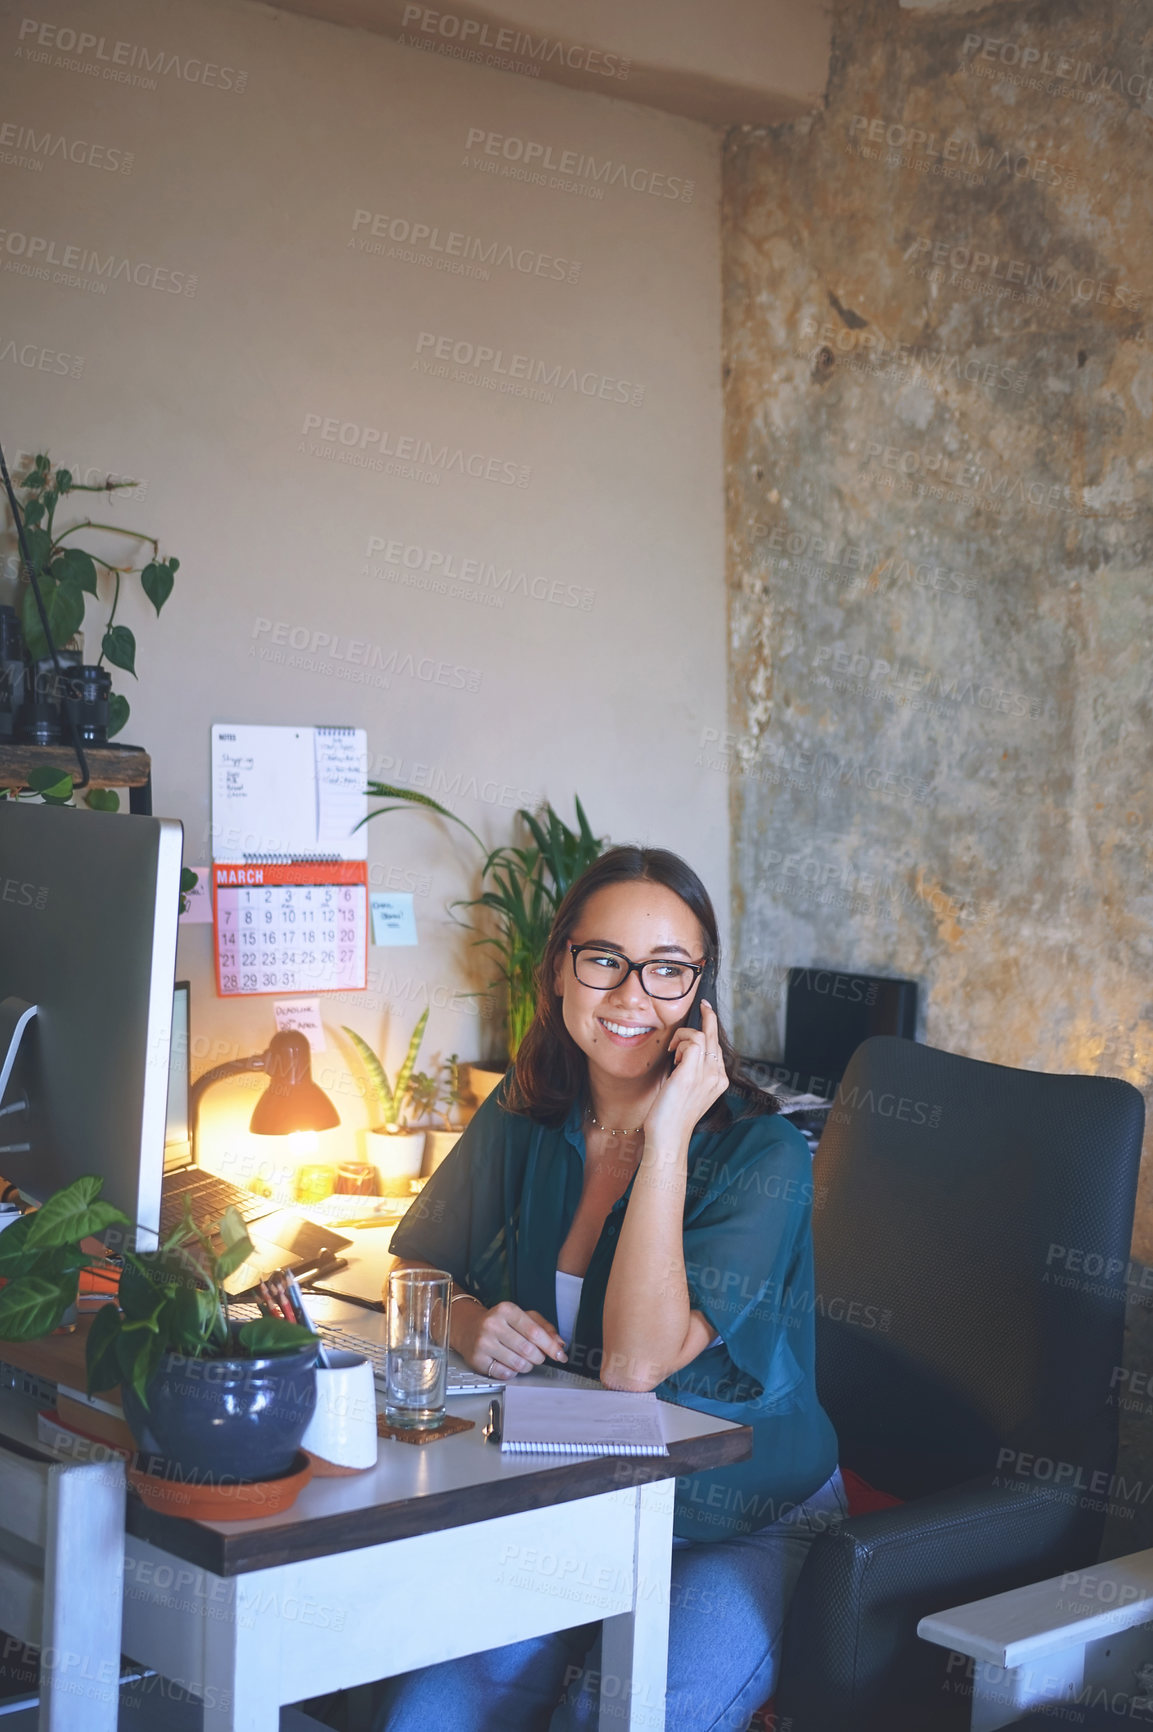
[774, 1036, 1145, 1732]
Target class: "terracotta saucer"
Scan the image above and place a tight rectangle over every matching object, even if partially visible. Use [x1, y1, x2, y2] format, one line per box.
[127, 1450, 313, 1521]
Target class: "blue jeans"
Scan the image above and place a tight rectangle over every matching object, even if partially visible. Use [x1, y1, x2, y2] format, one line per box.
[375, 1467, 847, 1732]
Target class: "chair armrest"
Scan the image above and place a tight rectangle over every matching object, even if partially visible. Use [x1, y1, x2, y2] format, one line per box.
[918, 1547, 1153, 1669]
[776, 1479, 1101, 1731]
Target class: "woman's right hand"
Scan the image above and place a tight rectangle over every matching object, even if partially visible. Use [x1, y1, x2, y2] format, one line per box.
[452, 1299, 567, 1377]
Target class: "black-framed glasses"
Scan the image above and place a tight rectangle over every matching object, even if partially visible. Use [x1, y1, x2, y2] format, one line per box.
[569, 944, 705, 1002]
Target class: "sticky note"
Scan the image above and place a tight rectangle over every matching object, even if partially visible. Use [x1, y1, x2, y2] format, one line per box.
[274, 998, 327, 1051]
[179, 866, 213, 924]
[370, 892, 418, 946]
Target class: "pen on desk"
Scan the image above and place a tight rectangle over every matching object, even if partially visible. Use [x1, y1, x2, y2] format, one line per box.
[297, 1254, 349, 1285]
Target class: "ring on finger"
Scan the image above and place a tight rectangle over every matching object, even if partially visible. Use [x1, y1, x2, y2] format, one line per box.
[488, 1357, 497, 1377]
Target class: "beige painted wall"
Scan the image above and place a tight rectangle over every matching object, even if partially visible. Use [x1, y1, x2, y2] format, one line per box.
[266, 0, 833, 123]
[0, 0, 726, 1174]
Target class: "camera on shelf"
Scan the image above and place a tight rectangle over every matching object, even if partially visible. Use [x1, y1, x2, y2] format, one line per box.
[0, 608, 112, 746]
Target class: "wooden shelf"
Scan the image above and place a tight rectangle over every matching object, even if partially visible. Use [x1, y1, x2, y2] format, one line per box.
[0, 741, 152, 791]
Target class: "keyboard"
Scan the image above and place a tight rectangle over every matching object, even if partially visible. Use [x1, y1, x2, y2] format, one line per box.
[160, 1169, 270, 1239]
[319, 1323, 505, 1397]
[159, 1171, 351, 1293]
[228, 1307, 503, 1398]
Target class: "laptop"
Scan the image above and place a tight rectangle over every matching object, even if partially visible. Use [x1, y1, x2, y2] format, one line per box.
[162, 982, 351, 1292]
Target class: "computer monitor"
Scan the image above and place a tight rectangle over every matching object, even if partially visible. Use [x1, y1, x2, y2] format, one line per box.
[783, 965, 918, 1096]
[0, 800, 183, 1239]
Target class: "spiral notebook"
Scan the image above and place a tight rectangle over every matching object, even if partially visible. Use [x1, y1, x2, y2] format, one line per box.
[211, 723, 368, 863]
[500, 1385, 668, 1457]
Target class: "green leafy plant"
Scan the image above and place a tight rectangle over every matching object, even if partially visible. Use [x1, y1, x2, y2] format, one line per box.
[0, 1176, 316, 1406]
[466, 801, 605, 1055]
[406, 1052, 463, 1129]
[10, 764, 121, 811]
[360, 790, 605, 1059]
[10, 763, 145, 815]
[342, 1006, 430, 1131]
[179, 866, 199, 914]
[13, 453, 180, 739]
[404, 1069, 438, 1125]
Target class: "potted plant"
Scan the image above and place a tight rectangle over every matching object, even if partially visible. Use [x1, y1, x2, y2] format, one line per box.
[8, 455, 180, 801]
[342, 1006, 431, 1193]
[359, 792, 605, 1063]
[0, 1176, 318, 1482]
[412, 1053, 468, 1173]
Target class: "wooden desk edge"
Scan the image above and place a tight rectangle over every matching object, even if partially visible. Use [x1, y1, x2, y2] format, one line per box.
[127, 1423, 754, 1577]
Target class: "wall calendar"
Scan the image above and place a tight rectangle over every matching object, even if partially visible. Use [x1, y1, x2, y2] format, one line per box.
[213, 861, 369, 997]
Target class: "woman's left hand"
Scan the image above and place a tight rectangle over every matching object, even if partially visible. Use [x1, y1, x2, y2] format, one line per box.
[643, 1000, 729, 1151]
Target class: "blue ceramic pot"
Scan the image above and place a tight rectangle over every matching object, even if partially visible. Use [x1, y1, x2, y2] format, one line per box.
[122, 1344, 319, 1484]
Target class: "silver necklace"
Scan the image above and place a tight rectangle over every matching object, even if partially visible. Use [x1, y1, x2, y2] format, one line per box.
[586, 1105, 645, 1138]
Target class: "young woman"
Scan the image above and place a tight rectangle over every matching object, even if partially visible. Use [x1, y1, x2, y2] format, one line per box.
[378, 846, 844, 1732]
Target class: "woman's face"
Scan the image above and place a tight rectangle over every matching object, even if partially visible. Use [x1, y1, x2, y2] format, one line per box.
[553, 879, 708, 1088]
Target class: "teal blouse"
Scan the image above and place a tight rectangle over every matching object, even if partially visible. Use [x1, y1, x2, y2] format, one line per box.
[389, 1082, 838, 1541]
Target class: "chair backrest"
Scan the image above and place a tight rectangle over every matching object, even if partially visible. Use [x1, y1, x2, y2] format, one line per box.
[811, 1036, 1144, 1500]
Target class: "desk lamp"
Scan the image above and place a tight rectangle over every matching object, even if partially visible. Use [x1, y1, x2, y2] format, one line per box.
[190, 1029, 339, 1160]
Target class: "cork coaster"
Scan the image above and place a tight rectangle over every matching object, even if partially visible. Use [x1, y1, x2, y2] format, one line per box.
[377, 1413, 475, 1445]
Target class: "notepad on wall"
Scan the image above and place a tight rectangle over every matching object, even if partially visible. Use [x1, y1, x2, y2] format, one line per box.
[211, 723, 368, 863]
[500, 1385, 668, 1457]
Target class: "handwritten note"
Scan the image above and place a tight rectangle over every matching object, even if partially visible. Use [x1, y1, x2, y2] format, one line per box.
[370, 892, 418, 946]
[178, 864, 214, 925]
[316, 728, 368, 852]
[274, 997, 327, 1051]
[211, 724, 368, 861]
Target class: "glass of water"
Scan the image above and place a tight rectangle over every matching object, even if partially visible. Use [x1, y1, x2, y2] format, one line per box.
[385, 1268, 451, 1428]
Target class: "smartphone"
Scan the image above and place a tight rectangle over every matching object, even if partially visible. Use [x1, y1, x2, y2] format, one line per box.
[684, 958, 718, 1034]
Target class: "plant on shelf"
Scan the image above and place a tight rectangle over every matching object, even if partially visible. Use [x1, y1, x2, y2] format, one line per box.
[11, 452, 180, 751]
[0, 1175, 319, 1480]
[359, 791, 606, 1059]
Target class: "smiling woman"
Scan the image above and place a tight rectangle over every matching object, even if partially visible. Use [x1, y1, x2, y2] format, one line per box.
[380, 845, 846, 1732]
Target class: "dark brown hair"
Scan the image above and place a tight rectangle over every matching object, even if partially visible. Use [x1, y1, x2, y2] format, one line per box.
[505, 845, 779, 1128]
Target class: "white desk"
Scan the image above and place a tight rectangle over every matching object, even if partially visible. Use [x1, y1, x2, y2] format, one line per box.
[2, 1296, 749, 1732]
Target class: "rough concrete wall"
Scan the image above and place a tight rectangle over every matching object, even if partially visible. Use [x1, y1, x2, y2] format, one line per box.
[724, 0, 1153, 1251]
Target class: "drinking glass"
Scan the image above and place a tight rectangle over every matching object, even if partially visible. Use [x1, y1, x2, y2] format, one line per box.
[385, 1268, 450, 1428]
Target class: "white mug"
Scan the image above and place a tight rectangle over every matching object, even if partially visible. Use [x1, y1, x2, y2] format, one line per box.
[300, 1350, 378, 1474]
